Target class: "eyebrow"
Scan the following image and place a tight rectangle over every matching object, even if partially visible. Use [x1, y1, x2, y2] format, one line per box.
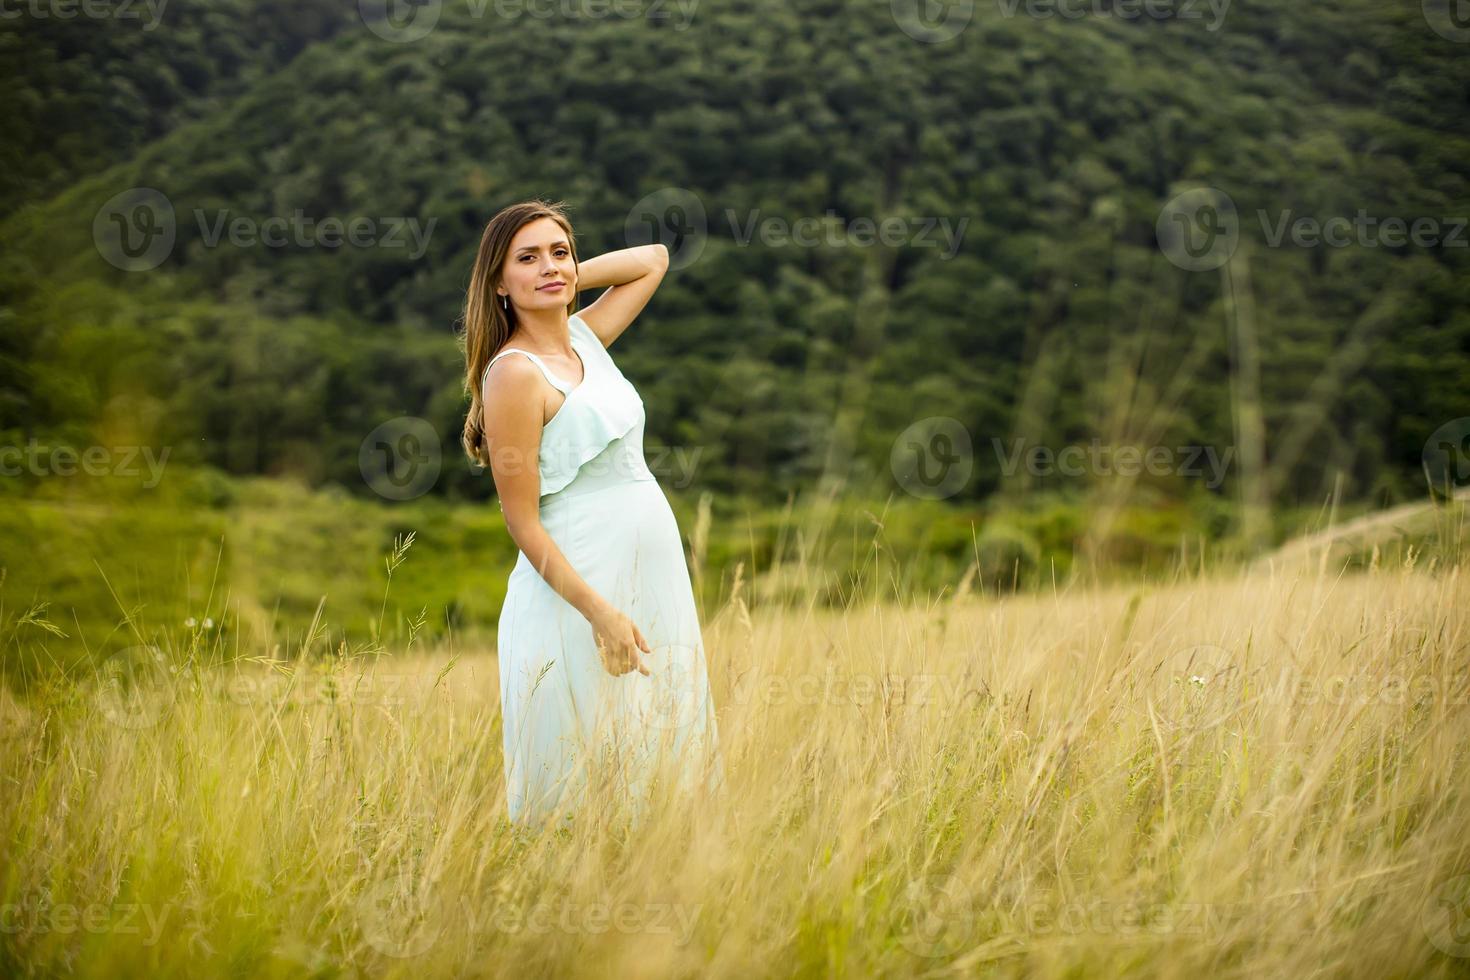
[515, 241, 569, 254]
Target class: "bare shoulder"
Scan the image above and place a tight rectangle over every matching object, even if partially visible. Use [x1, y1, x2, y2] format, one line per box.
[482, 354, 546, 422]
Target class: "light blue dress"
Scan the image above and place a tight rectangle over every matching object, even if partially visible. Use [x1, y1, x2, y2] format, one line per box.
[487, 313, 723, 827]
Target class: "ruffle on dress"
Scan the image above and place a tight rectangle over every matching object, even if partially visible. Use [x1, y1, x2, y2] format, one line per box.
[533, 314, 645, 498]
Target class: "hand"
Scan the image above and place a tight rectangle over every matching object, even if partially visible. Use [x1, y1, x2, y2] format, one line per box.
[588, 604, 651, 677]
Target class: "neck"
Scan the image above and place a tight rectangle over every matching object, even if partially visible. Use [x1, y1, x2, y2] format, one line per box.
[509, 308, 572, 351]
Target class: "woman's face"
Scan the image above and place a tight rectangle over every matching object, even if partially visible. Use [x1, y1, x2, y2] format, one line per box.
[498, 217, 577, 314]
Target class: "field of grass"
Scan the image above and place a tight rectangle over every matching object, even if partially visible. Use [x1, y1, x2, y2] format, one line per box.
[2, 494, 1468, 978]
[0, 461, 1427, 687]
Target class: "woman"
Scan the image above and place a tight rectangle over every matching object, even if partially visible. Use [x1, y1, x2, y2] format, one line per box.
[460, 200, 723, 829]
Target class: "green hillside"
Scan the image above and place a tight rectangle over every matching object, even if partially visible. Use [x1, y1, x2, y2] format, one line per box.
[4, 0, 1466, 510]
[3, 1, 1469, 674]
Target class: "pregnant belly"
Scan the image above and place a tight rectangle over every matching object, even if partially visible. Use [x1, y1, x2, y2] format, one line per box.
[503, 477, 701, 680]
[511, 478, 683, 589]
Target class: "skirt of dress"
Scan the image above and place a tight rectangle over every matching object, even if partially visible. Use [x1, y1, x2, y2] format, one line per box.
[496, 466, 723, 829]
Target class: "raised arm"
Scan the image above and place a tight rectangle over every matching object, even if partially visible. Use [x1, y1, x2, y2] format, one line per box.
[573, 243, 669, 348]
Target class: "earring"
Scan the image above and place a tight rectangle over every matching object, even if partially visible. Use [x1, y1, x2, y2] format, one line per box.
[501, 294, 508, 311]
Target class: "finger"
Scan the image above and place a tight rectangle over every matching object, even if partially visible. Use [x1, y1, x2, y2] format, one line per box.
[634, 625, 651, 653]
[631, 647, 651, 676]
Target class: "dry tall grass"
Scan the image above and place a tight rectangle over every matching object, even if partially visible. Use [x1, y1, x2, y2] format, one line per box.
[3, 527, 1468, 978]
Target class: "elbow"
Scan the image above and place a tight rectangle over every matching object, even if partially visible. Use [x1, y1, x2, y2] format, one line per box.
[503, 512, 544, 552]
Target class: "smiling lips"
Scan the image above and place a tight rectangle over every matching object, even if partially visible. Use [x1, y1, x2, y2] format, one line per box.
[537, 281, 566, 291]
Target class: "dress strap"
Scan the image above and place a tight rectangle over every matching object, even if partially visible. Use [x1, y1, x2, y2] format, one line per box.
[483, 348, 575, 393]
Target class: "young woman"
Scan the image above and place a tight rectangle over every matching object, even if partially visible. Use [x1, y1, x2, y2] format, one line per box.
[460, 200, 722, 829]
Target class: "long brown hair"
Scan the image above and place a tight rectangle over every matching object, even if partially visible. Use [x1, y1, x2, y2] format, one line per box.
[458, 199, 580, 469]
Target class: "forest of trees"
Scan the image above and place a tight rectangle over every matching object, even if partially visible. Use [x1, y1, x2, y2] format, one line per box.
[3, 0, 1467, 512]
